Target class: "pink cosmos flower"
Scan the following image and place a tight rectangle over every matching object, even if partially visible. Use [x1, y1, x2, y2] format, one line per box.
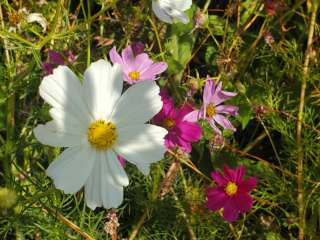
[109, 45, 168, 84]
[206, 165, 257, 222]
[187, 79, 239, 135]
[153, 90, 202, 153]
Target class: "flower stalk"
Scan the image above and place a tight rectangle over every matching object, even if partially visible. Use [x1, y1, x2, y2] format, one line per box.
[296, 2, 318, 240]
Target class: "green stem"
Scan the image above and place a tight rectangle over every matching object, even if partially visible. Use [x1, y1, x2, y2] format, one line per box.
[87, 0, 91, 67]
[296, 3, 318, 240]
[147, 16, 164, 61]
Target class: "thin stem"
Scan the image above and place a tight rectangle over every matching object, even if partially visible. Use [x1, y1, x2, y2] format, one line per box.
[243, 132, 267, 153]
[128, 210, 148, 240]
[87, 0, 91, 67]
[296, 3, 318, 239]
[147, 16, 164, 61]
[171, 190, 197, 240]
[42, 208, 95, 240]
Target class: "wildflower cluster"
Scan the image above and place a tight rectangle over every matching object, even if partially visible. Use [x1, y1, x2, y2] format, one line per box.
[34, 38, 257, 222]
[11, 0, 319, 238]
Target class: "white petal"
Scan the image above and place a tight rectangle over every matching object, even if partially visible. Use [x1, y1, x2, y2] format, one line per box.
[114, 124, 167, 168]
[170, 9, 189, 24]
[27, 13, 48, 32]
[85, 151, 123, 210]
[111, 81, 162, 127]
[39, 66, 92, 126]
[173, 0, 192, 11]
[84, 150, 102, 210]
[83, 60, 123, 120]
[152, 1, 173, 24]
[101, 152, 123, 209]
[49, 108, 87, 135]
[107, 151, 129, 186]
[34, 120, 86, 147]
[46, 145, 95, 194]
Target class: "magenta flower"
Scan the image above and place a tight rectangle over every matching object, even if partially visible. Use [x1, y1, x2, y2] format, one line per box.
[153, 90, 202, 153]
[109, 45, 167, 84]
[131, 42, 145, 55]
[206, 165, 257, 222]
[42, 50, 76, 75]
[188, 79, 239, 135]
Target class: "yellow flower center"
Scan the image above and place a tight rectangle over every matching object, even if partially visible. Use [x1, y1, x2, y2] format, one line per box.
[206, 104, 216, 118]
[163, 117, 175, 129]
[225, 182, 238, 196]
[129, 71, 140, 81]
[87, 120, 117, 150]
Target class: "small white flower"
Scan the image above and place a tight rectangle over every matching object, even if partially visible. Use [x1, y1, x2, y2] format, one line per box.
[152, 0, 192, 24]
[34, 60, 167, 209]
[27, 13, 48, 32]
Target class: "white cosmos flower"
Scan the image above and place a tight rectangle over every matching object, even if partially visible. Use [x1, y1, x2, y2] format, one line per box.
[34, 59, 167, 210]
[152, 0, 192, 24]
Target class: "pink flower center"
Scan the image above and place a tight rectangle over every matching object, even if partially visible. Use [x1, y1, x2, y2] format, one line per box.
[225, 182, 238, 196]
[206, 104, 216, 118]
[129, 71, 140, 81]
[163, 117, 175, 129]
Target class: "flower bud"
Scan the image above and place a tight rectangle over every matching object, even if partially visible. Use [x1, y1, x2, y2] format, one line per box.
[0, 187, 17, 209]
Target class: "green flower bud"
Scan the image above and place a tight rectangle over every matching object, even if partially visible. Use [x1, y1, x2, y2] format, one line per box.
[0, 187, 17, 209]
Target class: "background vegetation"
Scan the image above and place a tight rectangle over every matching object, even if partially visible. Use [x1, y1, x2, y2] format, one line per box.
[0, 0, 319, 239]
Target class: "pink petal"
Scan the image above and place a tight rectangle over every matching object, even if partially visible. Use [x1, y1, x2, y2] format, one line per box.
[164, 135, 176, 150]
[175, 136, 192, 152]
[223, 165, 237, 182]
[206, 188, 229, 211]
[214, 114, 236, 131]
[234, 193, 253, 213]
[121, 46, 135, 66]
[117, 155, 126, 167]
[239, 177, 258, 193]
[211, 171, 228, 186]
[215, 105, 239, 116]
[48, 50, 64, 65]
[183, 110, 199, 122]
[175, 104, 194, 122]
[42, 63, 54, 75]
[141, 62, 167, 77]
[176, 122, 202, 142]
[223, 199, 239, 222]
[109, 46, 123, 65]
[235, 165, 246, 183]
[135, 53, 153, 71]
[208, 119, 222, 135]
[203, 79, 215, 104]
[211, 81, 237, 106]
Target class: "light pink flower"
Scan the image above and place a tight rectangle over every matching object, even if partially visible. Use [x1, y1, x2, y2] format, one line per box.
[187, 79, 239, 135]
[109, 45, 167, 84]
[206, 165, 257, 222]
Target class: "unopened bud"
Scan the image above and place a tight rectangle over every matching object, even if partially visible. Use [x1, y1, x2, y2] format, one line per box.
[194, 11, 207, 28]
[0, 187, 17, 209]
[235, 80, 246, 94]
